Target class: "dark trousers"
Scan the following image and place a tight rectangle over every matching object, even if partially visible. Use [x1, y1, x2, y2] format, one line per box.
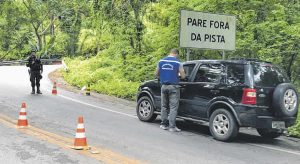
[30, 71, 41, 89]
[161, 85, 180, 128]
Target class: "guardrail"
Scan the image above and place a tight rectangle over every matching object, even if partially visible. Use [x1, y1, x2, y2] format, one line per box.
[0, 59, 62, 66]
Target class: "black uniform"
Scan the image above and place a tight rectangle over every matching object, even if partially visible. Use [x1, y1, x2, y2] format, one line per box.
[26, 55, 43, 94]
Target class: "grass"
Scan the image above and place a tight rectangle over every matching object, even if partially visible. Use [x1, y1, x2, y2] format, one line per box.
[62, 57, 140, 100]
[61, 49, 159, 100]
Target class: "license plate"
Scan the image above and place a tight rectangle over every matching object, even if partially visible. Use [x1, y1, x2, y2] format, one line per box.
[272, 121, 285, 129]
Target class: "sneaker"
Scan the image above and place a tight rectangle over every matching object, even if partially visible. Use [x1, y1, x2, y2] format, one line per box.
[37, 90, 42, 94]
[169, 127, 181, 132]
[160, 125, 168, 130]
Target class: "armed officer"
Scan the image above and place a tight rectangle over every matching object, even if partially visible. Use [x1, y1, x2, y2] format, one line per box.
[26, 51, 43, 94]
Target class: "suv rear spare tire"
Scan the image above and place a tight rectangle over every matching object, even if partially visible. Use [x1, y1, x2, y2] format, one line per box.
[137, 96, 157, 122]
[209, 109, 239, 141]
[272, 83, 299, 117]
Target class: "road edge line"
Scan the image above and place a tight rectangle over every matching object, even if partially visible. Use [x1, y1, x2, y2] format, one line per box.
[45, 89, 136, 118]
[249, 143, 300, 156]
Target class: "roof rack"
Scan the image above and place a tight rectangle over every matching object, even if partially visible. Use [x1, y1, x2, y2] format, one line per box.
[229, 58, 260, 61]
[229, 58, 272, 64]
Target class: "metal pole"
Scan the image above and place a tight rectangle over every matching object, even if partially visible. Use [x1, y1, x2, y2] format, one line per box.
[222, 50, 225, 60]
[186, 49, 191, 61]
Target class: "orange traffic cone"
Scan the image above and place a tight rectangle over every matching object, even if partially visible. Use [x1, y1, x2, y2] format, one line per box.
[52, 82, 57, 95]
[17, 102, 28, 128]
[73, 116, 89, 150]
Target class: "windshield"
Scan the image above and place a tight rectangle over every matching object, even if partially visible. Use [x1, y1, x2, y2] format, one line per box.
[252, 63, 290, 87]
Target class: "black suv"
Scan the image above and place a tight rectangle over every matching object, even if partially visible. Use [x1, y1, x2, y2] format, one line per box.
[136, 59, 299, 141]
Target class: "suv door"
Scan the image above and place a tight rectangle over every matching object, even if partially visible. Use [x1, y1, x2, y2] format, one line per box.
[224, 63, 246, 103]
[152, 63, 197, 115]
[178, 63, 197, 116]
[182, 63, 225, 119]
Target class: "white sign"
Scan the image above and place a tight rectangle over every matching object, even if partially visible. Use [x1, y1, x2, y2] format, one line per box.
[180, 10, 236, 51]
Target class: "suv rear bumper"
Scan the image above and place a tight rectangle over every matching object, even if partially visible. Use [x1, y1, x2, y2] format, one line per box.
[255, 116, 296, 129]
[235, 105, 297, 129]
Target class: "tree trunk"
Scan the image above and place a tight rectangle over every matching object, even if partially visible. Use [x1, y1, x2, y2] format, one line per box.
[36, 31, 42, 51]
[286, 53, 297, 80]
[136, 21, 142, 52]
[51, 15, 55, 36]
[130, 0, 143, 53]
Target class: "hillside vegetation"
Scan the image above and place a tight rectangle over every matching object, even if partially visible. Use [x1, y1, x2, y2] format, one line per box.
[0, 0, 299, 137]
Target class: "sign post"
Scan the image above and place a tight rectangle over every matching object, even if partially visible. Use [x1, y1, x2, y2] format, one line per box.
[186, 49, 191, 61]
[179, 10, 236, 60]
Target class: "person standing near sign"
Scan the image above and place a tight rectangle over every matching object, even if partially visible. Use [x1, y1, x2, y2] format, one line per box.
[156, 49, 186, 132]
[26, 51, 43, 94]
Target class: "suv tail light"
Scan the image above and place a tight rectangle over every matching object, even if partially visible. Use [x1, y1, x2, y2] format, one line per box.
[242, 88, 256, 105]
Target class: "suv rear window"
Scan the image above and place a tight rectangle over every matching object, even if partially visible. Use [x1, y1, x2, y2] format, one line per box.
[252, 63, 290, 87]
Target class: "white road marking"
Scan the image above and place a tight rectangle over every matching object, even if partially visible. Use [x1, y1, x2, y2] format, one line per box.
[48, 91, 136, 118]
[249, 143, 300, 156]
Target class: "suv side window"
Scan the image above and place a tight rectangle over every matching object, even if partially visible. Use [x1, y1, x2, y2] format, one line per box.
[194, 64, 222, 83]
[227, 64, 245, 85]
[183, 64, 196, 78]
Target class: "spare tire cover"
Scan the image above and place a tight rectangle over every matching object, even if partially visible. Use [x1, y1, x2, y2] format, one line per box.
[272, 83, 299, 117]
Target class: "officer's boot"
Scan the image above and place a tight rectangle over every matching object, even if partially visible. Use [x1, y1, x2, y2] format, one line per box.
[31, 87, 35, 94]
[36, 86, 42, 94]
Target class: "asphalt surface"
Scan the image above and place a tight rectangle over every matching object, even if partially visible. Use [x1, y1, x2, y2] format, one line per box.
[1, 65, 300, 164]
[0, 124, 100, 164]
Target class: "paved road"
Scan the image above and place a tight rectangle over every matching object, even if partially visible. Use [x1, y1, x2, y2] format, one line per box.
[0, 124, 100, 164]
[1, 65, 300, 164]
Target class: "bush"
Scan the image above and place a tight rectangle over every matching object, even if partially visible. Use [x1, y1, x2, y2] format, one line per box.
[62, 51, 154, 100]
[289, 107, 300, 137]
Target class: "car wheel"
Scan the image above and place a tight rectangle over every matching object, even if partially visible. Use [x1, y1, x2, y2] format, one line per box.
[209, 108, 239, 141]
[273, 83, 299, 117]
[257, 128, 282, 139]
[136, 96, 157, 122]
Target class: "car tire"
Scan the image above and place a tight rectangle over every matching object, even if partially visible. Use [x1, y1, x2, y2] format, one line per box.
[273, 83, 299, 117]
[136, 96, 157, 122]
[209, 108, 239, 141]
[257, 128, 282, 139]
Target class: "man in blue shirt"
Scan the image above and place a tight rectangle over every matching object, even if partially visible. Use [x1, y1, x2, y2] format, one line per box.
[156, 49, 186, 132]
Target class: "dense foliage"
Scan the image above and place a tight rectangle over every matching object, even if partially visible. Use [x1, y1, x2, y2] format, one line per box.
[1, 0, 300, 136]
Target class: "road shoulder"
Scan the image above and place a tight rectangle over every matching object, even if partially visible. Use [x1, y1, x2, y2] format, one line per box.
[48, 68, 136, 108]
